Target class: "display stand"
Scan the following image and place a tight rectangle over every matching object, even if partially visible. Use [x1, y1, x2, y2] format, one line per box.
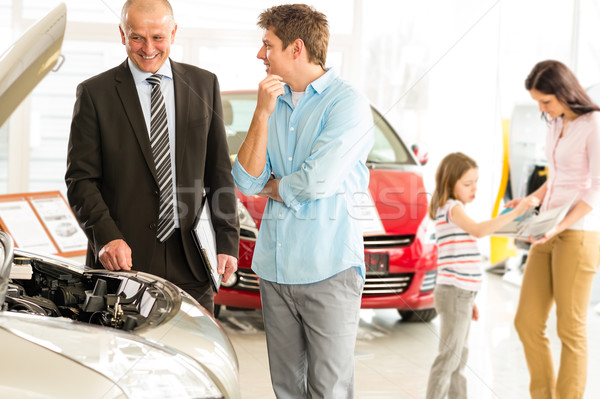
[0, 191, 87, 257]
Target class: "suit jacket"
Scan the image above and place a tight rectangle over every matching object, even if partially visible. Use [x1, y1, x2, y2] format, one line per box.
[65, 59, 239, 283]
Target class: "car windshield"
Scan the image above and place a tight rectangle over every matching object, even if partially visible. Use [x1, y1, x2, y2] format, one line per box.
[221, 92, 416, 166]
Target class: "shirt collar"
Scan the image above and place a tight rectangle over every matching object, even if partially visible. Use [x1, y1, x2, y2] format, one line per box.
[308, 67, 336, 94]
[280, 67, 337, 108]
[128, 58, 173, 85]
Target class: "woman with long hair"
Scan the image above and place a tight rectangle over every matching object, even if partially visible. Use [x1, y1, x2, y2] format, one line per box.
[512, 60, 600, 399]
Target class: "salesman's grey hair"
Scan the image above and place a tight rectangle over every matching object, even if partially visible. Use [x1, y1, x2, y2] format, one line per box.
[120, 0, 176, 31]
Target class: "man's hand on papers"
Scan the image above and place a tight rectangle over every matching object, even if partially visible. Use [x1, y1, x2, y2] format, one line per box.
[218, 254, 238, 285]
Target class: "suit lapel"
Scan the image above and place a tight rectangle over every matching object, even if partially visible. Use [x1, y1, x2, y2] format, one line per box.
[171, 60, 191, 179]
[115, 60, 159, 184]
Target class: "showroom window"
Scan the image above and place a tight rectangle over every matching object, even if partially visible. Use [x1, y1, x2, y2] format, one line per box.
[1, 0, 358, 195]
[22, 0, 120, 23]
[26, 40, 183, 192]
[0, 0, 11, 193]
[0, 124, 7, 193]
[27, 41, 132, 191]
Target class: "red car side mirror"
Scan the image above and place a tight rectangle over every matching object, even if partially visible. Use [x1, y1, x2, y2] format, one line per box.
[411, 144, 429, 166]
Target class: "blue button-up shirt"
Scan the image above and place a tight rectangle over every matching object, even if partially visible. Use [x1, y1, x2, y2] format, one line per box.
[233, 69, 374, 284]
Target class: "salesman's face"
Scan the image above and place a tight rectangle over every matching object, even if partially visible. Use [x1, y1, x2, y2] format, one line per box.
[119, 4, 177, 73]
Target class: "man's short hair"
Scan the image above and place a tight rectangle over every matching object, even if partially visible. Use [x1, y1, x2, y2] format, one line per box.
[120, 0, 175, 31]
[258, 4, 329, 69]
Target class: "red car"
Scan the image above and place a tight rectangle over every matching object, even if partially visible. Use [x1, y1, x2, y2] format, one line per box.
[215, 91, 438, 322]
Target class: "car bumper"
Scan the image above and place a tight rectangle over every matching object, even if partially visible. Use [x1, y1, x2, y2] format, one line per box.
[216, 239, 438, 312]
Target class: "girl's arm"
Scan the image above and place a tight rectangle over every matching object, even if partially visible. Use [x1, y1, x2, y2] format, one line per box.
[451, 194, 540, 238]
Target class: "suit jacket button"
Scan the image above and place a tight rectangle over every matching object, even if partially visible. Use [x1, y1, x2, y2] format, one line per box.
[154, 190, 159, 195]
[149, 222, 157, 230]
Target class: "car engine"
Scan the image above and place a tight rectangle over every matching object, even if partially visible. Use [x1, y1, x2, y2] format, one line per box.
[3, 253, 178, 332]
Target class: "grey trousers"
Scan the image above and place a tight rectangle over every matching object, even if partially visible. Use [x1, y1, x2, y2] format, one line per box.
[259, 267, 364, 399]
[426, 284, 477, 399]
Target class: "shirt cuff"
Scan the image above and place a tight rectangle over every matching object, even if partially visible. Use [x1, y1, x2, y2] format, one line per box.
[232, 157, 270, 195]
[278, 177, 302, 213]
[582, 189, 600, 210]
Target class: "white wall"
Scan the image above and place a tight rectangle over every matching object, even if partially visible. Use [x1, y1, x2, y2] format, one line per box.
[359, 0, 600, 256]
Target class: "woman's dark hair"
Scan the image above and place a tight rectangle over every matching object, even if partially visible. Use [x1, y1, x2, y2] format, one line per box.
[525, 60, 600, 117]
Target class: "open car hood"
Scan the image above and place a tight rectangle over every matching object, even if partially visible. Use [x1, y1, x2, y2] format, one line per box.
[0, 3, 66, 127]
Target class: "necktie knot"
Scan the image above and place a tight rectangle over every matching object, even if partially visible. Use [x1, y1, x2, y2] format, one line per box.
[147, 74, 163, 87]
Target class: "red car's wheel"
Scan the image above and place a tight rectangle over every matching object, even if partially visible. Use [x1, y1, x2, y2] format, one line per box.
[398, 308, 437, 322]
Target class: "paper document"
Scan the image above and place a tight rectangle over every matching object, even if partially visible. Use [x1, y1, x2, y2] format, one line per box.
[493, 199, 574, 239]
[30, 196, 88, 253]
[191, 198, 221, 292]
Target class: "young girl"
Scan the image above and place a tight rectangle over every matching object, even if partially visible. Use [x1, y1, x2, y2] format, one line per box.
[425, 152, 539, 399]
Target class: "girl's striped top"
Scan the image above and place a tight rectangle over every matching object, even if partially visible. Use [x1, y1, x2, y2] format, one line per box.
[434, 199, 483, 292]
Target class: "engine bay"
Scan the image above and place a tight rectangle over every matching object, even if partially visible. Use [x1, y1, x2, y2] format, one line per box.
[3, 254, 178, 332]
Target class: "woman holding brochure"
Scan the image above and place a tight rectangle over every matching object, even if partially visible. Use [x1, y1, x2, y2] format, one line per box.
[511, 60, 600, 399]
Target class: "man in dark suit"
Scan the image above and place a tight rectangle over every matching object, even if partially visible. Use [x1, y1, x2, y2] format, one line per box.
[65, 0, 239, 314]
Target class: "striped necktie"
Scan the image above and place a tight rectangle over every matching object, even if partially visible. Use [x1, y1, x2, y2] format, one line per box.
[147, 74, 175, 242]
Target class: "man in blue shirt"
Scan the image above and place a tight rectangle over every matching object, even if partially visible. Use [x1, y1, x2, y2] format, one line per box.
[232, 4, 374, 398]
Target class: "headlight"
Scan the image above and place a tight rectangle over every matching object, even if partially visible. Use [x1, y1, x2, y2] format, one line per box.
[0, 313, 224, 399]
[237, 198, 258, 240]
[421, 217, 437, 244]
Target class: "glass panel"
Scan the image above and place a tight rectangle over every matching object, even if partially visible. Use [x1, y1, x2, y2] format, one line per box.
[0, 0, 11, 38]
[23, 0, 121, 24]
[22, 0, 353, 33]
[576, 0, 600, 86]
[0, 123, 7, 193]
[28, 41, 125, 192]
[221, 93, 257, 156]
[201, 46, 344, 91]
[198, 46, 266, 91]
[27, 40, 183, 193]
[0, 27, 12, 55]
[0, 0, 10, 193]
[220, 92, 415, 166]
[369, 109, 415, 166]
[0, 0, 11, 59]
[176, 0, 352, 34]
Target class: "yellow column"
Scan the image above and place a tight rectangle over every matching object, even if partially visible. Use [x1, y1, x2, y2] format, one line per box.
[490, 119, 516, 265]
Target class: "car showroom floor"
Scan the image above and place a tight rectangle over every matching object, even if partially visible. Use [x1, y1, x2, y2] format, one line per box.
[219, 268, 600, 399]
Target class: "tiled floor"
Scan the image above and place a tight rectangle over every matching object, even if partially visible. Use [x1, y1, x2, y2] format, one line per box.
[219, 270, 600, 398]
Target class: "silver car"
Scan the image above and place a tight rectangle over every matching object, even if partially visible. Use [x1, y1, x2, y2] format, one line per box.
[0, 231, 241, 399]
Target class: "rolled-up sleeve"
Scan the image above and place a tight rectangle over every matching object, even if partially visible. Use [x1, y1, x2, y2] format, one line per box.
[232, 156, 271, 195]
